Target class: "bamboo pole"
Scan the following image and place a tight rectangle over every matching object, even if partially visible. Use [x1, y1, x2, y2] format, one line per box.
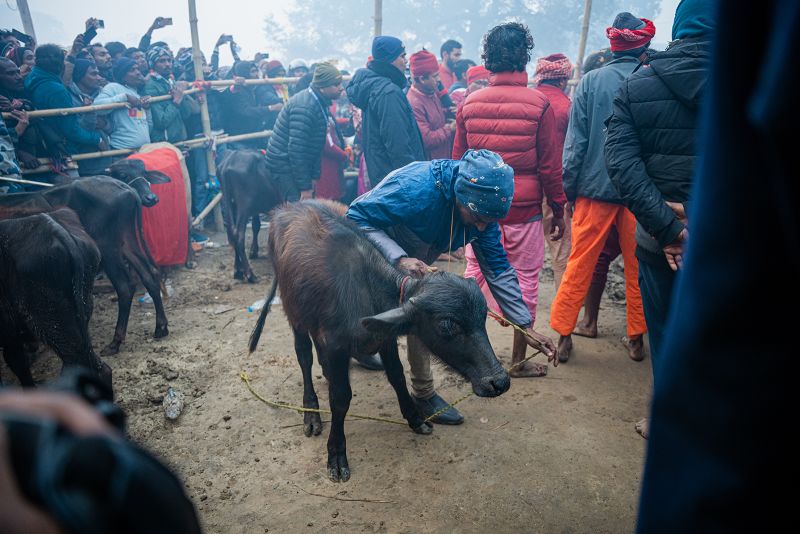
[572, 0, 594, 86]
[374, 0, 383, 37]
[0, 175, 53, 187]
[188, 0, 224, 231]
[15, 0, 36, 43]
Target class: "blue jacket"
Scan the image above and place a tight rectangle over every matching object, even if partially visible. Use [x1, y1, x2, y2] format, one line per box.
[562, 56, 639, 203]
[24, 66, 101, 154]
[347, 159, 532, 327]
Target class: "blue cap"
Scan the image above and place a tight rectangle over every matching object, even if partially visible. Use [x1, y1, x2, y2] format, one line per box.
[454, 149, 514, 220]
[371, 36, 405, 63]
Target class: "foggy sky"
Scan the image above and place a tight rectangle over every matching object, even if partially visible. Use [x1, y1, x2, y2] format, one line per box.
[2, 0, 680, 64]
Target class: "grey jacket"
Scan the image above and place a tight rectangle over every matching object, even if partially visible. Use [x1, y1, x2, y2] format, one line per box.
[562, 56, 640, 203]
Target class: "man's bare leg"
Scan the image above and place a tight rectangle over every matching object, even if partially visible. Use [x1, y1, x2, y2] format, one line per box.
[557, 334, 573, 363]
[510, 329, 548, 377]
[574, 279, 605, 338]
[622, 334, 645, 361]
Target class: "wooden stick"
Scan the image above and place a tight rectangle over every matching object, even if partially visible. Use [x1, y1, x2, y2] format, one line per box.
[0, 175, 54, 187]
[2, 89, 201, 120]
[191, 192, 222, 227]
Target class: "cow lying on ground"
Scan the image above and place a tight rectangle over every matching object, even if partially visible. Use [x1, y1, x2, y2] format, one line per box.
[0, 208, 111, 387]
[249, 200, 510, 482]
[0, 160, 170, 355]
[218, 149, 284, 283]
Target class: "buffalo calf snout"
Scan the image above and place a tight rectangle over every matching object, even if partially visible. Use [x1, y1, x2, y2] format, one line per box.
[143, 193, 159, 207]
[474, 371, 511, 397]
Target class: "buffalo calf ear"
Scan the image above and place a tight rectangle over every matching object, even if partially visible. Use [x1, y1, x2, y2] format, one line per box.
[361, 306, 411, 336]
[145, 170, 172, 184]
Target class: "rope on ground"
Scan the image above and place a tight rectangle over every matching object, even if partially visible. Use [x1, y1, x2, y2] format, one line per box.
[239, 330, 544, 427]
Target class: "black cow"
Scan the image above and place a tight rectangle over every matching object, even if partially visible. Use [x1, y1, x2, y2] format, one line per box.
[0, 208, 111, 387]
[0, 167, 170, 355]
[249, 200, 510, 482]
[218, 149, 284, 283]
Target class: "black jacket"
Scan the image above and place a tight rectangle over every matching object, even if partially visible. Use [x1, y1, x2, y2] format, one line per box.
[605, 37, 713, 259]
[265, 87, 328, 191]
[221, 85, 271, 145]
[346, 61, 425, 184]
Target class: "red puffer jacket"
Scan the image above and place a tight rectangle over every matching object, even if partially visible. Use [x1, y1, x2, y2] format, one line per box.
[453, 71, 566, 224]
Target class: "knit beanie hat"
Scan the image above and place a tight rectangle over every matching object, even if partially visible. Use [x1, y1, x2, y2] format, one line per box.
[454, 149, 514, 220]
[466, 65, 490, 85]
[312, 62, 343, 88]
[112, 57, 137, 83]
[672, 0, 717, 40]
[409, 50, 438, 77]
[146, 45, 172, 69]
[371, 36, 405, 63]
[265, 60, 285, 76]
[71, 58, 93, 84]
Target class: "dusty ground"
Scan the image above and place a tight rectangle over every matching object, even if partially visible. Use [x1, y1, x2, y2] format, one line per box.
[15, 229, 652, 533]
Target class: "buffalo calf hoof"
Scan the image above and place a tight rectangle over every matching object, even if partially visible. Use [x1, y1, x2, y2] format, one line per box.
[412, 421, 434, 435]
[234, 271, 245, 281]
[246, 273, 260, 284]
[327, 454, 350, 482]
[154, 325, 169, 339]
[101, 342, 121, 357]
[303, 412, 323, 437]
[185, 260, 197, 270]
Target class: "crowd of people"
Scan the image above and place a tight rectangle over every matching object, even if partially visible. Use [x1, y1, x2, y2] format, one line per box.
[3, 0, 798, 530]
[0, 1, 716, 432]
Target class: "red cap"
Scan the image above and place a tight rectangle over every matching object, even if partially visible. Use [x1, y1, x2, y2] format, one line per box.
[409, 50, 439, 77]
[466, 65, 490, 85]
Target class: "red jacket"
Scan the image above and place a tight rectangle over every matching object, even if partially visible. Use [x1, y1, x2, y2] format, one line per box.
[453, 71, 566, 224]
[316, 118, 348, 200]
[439, 64, 457, 92]
[536, 83, 571, 157]
[407, 86, 453, 160]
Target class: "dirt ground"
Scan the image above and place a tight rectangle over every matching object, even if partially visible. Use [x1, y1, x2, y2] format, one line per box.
[15, 228, 652, 533]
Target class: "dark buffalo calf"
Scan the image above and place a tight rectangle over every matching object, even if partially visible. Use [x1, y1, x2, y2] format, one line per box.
[0, 209, 111, 387]
[0, 174, 169, 355]
[249, 200, 510, 482]
[218, 149, 284, 283]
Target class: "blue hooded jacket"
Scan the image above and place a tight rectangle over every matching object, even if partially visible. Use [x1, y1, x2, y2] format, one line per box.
[25, 66, 101, 154]
[347, 159, 532, 327]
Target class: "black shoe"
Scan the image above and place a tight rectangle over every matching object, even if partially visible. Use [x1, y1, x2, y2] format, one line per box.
[355, 353, 384, 371]
[414, 393, 464, 425]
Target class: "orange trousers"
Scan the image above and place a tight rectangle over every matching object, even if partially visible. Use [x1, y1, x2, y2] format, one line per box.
[550, 197, 647, 338]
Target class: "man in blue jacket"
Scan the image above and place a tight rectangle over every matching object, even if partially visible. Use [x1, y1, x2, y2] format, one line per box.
[25, 44, 108, 157]
[347, 149, 557, 424]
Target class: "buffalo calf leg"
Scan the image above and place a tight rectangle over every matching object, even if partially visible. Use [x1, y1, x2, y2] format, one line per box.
[380, 342, 433, 434]
[2, 339, 35, 387]
[102, 258, 134, 355]
[236, 217, 258, 283]
[326, 355, 351, 482]
[250, 214, 260, 259]
[125, 249, 168, 339]
[294, 328, 322, 437]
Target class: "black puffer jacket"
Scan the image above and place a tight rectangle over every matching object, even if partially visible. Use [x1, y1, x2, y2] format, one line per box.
[265, 87, 328, 191]
[605, 37, 712, 259]
[346, 62, 425, 184]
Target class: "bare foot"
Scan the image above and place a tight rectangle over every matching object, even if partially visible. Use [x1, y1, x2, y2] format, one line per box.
[509, 361, 548, 377]
[557, 335, 573, 363]
[635, 418, 649, 439]
[623, 335, 645, 362]
[573, 321, 597, 338]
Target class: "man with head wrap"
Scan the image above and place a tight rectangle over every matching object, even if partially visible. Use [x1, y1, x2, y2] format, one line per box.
[550, 12, 654, 364]
[142, 45, 199, 144]
[93, 57, 152, 150]
[347, 149, 559, 424]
